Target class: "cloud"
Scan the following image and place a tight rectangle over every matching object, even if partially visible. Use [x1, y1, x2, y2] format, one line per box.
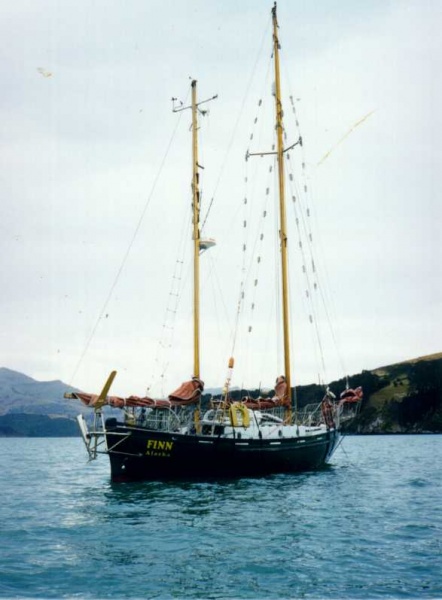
[0, 0, 440, 396]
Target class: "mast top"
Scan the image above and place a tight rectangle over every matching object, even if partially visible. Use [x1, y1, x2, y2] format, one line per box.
[172, 81, 218, 114]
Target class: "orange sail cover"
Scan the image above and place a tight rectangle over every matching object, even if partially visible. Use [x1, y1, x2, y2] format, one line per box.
[65, 378, 204, 409]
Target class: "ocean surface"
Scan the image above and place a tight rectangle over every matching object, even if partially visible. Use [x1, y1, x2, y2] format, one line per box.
[0, 435, 441, 599]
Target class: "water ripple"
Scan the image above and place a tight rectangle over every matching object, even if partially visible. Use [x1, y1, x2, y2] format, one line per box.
[0, 435, 441, 598]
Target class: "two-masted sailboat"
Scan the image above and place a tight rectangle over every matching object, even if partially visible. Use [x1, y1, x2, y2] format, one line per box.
[66, 4, 362, 482]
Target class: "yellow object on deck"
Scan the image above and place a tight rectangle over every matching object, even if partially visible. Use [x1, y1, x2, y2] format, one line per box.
[229, 403, 250, 428]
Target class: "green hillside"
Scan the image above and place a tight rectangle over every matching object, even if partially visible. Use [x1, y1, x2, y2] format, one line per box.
[223, 353, 442, 434]
[341, 353, 442, 433]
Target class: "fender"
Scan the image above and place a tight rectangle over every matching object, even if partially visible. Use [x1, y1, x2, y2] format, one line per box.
[229, 403, 250, 428]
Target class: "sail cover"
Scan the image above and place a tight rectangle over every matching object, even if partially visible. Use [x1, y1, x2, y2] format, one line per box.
[168, 377, 204, 403]
[243, 375, 290, 409]
[65, 378, 204, 409]
[339, 387, 363, 404]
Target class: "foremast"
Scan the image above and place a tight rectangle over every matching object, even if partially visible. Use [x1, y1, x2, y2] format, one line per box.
[191, 80, 201, 379]
[272, 3, 292, 421]
[173, 81, 217, 380]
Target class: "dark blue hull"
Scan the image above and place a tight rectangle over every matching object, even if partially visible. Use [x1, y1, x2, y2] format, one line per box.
[104, 423, 340, 482]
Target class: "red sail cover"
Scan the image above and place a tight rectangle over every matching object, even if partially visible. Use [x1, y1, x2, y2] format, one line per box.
[168, 377, 204, 404]
[68, 378, 204, 409]
[339, 386, 363, 404]
[243, 375, 290, 410]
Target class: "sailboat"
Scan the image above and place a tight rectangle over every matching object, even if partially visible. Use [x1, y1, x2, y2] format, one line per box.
[65, 3, 362, 482]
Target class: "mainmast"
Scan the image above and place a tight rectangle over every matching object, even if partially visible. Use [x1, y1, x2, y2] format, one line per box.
[191, 79, 201, 379]
[272, 3, 292, 417]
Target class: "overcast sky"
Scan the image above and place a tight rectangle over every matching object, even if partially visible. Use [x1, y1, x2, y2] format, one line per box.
[0, 0, 440, 397]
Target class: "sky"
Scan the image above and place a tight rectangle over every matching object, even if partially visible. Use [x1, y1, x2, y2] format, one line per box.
[0, 0, 440, 397]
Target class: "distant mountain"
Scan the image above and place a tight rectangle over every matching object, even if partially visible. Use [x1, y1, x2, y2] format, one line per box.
[0, 353, 441, 436]
[0, 367, 80, 417]
[0, 368, 81, 437]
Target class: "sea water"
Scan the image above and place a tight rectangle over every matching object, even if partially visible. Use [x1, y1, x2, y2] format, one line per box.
[0, 435, 440, 599]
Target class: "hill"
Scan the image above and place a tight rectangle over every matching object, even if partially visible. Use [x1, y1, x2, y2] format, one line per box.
[0, 368, 82, 436]
[0, 353, 441, 436]
[343, 352, 442, 433]
[0, 367, 80, 417]
[217, 353, 442, 434]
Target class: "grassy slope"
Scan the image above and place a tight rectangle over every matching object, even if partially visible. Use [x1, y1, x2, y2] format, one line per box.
[369, 352, 442, 409]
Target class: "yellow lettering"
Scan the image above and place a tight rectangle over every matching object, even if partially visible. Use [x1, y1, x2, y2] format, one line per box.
[146, 439, 174, 456]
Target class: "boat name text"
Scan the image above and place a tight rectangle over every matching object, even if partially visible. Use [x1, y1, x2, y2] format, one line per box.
[146, 439, 174, 457]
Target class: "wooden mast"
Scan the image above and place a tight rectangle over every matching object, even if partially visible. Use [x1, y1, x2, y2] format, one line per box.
[191, 79, 201, 379]
[172, 81, 216, 380]
[272, 3, 292, 419]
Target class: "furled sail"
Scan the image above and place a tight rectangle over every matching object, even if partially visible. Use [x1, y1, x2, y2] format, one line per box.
[64, 378, 204, 409]
[242, 375, 290, 410]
